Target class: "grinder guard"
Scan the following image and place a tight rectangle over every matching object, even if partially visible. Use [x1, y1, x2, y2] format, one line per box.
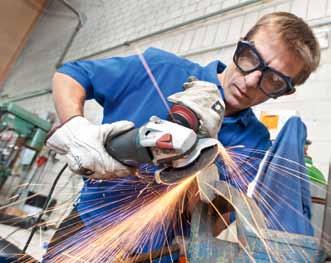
[155, 138, 220, 185]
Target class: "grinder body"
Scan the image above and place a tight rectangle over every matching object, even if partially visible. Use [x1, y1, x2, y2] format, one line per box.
[104, 105, 200, 169]
[105, 128, 152, 167]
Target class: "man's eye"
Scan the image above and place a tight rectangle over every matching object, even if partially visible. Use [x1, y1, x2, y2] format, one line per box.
[238, 49, 259, 69]
[271, 74, 283, 83]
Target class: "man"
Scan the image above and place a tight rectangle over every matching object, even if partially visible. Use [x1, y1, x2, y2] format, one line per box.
[45, 12, 320, 262]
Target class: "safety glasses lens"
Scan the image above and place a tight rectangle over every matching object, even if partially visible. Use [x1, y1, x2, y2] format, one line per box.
[235, 45, 260, 72]
[260, 70, 288, 96]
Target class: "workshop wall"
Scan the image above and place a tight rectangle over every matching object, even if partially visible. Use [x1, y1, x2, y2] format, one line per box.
[2, 0, 331, 175]
[1, 0, 330, 235]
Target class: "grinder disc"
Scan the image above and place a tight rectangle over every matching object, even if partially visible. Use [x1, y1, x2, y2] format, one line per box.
[155, 143, 219, 185]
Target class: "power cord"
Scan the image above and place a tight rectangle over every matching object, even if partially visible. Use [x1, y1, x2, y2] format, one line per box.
[2, 227, 22, 240]
[22, 164, 68, 253]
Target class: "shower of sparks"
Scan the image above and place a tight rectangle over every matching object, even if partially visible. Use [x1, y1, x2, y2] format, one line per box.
[214, 146, 326, 262]
[23, 144, 310, 262]
[6, 144, 328, 263]
[44, 176, 195, 262]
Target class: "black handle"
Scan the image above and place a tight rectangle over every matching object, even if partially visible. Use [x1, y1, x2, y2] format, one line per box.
[104, 128, 153, 167]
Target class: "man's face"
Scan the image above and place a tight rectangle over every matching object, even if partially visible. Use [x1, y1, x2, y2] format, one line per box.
[220, 28, 303, 115]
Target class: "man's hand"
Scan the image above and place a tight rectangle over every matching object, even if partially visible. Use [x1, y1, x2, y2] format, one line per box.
[46, 116, 135, 180]
[167, 78, 225, 138]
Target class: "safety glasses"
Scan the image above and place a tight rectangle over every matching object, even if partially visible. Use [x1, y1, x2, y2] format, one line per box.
[233, 40, 295, 99]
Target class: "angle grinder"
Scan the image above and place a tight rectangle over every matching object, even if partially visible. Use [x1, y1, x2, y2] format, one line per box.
[104, 104, 221, 185]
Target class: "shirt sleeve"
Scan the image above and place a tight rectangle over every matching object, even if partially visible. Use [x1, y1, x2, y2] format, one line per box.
[57, 54, 140, 105]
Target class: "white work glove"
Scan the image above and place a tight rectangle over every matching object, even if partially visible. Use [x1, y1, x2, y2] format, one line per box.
[46, 116, 135, 180]
[167, 77, 225, 138]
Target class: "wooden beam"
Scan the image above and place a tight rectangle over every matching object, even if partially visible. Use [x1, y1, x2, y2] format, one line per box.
[0, 0, 47, 89]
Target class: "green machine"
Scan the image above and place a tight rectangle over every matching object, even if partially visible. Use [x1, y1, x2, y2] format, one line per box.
[0, 102, 52, 150]
[0, 102, 52, 187]
[305, 156, 326, 185]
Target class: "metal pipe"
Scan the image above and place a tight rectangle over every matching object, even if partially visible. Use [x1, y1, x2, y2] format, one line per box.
[55, 0, 85, 68]
[72, 0, 261, 62]
[309, 17, 331, 28]
[183, 16, 331, 58]
[57, 0, 331, 64]
[2, 0, 261, 103]
[5, 0, 331, 102]
[1, 89, 51, 103]
[182, 41, 236, 58]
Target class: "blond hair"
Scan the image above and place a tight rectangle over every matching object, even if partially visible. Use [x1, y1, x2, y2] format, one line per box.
[245, 12, 320, 85]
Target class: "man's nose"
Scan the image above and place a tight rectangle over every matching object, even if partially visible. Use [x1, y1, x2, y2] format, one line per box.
[244, 70, 262, 88]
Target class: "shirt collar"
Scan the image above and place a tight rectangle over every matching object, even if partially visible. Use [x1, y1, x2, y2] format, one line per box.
[223, 108, 254, 127]
[202, 60, 225, 86]
[202, 60, 226, 100]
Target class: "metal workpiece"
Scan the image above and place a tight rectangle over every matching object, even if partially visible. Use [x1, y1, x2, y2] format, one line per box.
[188, 182, 327, 262]
[196, 163, 219, 203]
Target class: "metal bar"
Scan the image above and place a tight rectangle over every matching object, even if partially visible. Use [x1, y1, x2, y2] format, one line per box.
[5, 0, 331, 102]
[73, 0, 262, 62]
[0, 0, 261, 102]
[312, 196, 327, 205]
[1, 88, 51, 103]
[322, 160, 331, 257]
[129, 244, 180, 262]
[55, 0, 85, 68]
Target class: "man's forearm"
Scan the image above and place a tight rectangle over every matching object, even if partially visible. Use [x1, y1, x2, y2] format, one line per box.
[52, 72, 86, 123]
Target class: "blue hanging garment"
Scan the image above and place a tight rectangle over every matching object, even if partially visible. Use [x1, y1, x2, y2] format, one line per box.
[253, 116, 313, 236]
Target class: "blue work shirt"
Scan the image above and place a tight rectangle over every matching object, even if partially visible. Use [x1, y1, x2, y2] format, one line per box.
[57, 48, 271, 259]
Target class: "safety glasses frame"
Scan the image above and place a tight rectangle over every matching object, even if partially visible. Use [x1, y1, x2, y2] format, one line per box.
[233, 40, 295, 99]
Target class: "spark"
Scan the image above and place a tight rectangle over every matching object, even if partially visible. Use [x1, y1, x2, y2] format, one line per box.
[14, 144, 326, 263]
[134, 46, 175, 121]
[46, 177, 195, 262]
[216, 146, 322, 262]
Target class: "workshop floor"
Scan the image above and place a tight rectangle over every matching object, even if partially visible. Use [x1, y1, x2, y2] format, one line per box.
[0, 223, 55, 261]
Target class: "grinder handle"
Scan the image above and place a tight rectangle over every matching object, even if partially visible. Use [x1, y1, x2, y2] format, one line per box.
[104, 128, 153, 167]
